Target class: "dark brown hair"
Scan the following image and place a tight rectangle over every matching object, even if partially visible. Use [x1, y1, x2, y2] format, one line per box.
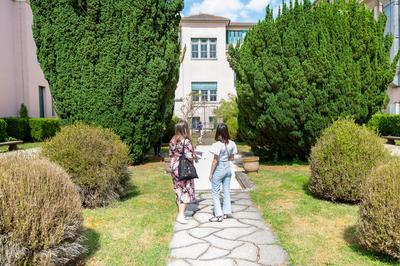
[215, 123, 230, 144]
[174, 120, 191, 143]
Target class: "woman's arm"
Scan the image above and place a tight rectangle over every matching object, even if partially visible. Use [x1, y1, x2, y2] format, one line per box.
[209, 155, 218, 182]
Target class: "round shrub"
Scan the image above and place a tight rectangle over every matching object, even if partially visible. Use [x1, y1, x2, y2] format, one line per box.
[0, 153, 84, 265]
[41, 124, 130, 208]
[309, 119, 390, 202]
[357, 160, 400, 259]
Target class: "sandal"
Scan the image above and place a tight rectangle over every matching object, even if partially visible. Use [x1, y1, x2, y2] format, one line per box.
[223, 214, 232, 219]
[209, 216, 223, 222]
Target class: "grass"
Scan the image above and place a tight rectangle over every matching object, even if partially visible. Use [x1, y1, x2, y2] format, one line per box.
[249, 165, 400, 266]
[0, 142, 42, 153]
[83, 161, 176, 265]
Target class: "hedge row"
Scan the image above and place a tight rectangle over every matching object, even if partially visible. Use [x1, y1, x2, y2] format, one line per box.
[367, 113, 400, 136]
[0, 119, 6, 142]
[1, 118, 60, 142]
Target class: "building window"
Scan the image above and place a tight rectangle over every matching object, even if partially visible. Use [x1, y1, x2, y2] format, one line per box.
[191, 38, 217, 59]
[209, 116, 217, 129]
[227, 30, 248, 45]
[39, 86, 45, 118]
[192, 117, 201, 129]
[192, 82, 218, 102]
[383, 2, 391, 35]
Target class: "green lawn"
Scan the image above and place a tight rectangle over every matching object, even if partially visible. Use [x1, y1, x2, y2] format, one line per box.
[0, 142, 42, 153]
[249, 165, 399, 266]
[83, 161, 176, 265]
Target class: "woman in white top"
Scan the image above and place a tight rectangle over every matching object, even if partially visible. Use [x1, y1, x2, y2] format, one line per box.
[208, 123, 238, 222]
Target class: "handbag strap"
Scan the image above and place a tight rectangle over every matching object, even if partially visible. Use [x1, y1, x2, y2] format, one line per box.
[181, 138, 187, 159]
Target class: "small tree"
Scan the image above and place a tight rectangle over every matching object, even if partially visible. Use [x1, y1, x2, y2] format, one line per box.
[229, 0, 398, 160]
[179, 92, 201, 122]
[214, 95, 239, 139]
[19, 104, 29, 119]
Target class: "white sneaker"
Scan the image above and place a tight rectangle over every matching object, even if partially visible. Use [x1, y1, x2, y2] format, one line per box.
[177, 215, 188, 224]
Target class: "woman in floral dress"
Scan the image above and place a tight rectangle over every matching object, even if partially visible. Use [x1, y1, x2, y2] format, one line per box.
[169, 120, 196, 224]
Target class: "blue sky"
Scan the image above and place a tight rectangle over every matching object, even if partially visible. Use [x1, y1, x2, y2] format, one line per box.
[182, 0, 286, 22]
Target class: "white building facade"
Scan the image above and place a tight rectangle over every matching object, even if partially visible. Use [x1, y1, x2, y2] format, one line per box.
[174, 14, 254, 129]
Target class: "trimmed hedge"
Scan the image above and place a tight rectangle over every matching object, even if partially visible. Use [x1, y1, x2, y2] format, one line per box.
[0, 153, 84, 265]
[367, 113, 400, 136]
[42, 124, 130, 208]
[0, 119, 6, 142]
[29, 118, 61, 142]
[3, 118, 30, 141]
[1, 118, 60, 141]
[309, 119, 390, 202]
[358, 159, 400, 259]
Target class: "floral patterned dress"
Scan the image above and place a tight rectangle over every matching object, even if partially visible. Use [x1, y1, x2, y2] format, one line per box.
[169, 137, 196, 204]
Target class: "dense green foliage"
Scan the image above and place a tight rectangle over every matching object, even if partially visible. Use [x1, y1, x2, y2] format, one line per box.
[30, 0, 183, 163]
[229, 0, 397, 160]
[0, 153, 84, 265]
[358, 159, 400, 259]
[18, 104, 29, 119]
[214, 96, 239, 139]
[164, 116, 180, 143]
[1, 118, 60, 141]
[367, 113, 400, 136]
[29, 118, 61, 142]
[42, 124, 130, 208]
[3, 118, 30, 141]
[0, 119, 6, 142]
[309, 119, 390, 202]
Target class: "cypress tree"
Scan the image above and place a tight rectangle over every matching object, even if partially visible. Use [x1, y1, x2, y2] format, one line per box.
[229, 0, 398, 160]
[30, 0, 183, 163]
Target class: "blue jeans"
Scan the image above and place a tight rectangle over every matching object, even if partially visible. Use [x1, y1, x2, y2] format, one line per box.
[211, 161, 232, 217]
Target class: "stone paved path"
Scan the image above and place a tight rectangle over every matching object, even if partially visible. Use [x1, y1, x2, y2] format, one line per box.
[168, 192, 289, 266]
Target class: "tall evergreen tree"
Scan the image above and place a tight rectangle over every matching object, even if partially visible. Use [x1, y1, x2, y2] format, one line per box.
[30, 0, 183, 163]
[229, 0, 398, 160]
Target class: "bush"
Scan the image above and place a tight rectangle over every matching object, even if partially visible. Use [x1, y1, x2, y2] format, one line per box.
[229, 0, 397, 160]
[41, 124, 130, 208]
[0, 119, 6, 142]
[214, 96, 239, 139]
[3, 118, 30, 141]
[367, 113, 400, 136]
[357, 159, 400, 259]
[19, 103, 29, 118]
[0, 153, 84, 265]
[309, 119, 390, 202]
[29, 118, 61, 142]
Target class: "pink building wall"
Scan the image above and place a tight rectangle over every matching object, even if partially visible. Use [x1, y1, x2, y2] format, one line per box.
[0, 0, 53, 118]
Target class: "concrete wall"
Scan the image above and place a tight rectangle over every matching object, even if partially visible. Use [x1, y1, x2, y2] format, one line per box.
[0, 0, 53, 118]
[175, 21, 237, 128]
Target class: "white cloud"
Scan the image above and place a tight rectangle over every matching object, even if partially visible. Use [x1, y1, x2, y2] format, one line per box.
[188, 0, 245, 20]
[246, 0, 269, 12]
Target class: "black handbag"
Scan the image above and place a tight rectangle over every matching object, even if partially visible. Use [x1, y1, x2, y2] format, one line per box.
[178, 139, 199, 180]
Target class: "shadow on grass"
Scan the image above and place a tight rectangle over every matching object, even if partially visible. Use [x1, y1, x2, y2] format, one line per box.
[121, 182, 140, 201]
[343, 225, 398, 265]
[82, 228, 101, 262]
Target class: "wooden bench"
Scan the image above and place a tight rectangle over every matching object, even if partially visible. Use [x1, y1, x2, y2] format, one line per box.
[0, 141, 23, 151]
[383, 136, 400, 145]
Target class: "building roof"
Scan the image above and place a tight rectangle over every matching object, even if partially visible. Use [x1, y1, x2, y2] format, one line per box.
[181, 13, 230, 22]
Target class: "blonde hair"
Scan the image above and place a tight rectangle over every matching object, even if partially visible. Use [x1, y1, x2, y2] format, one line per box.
[174, 120, 191, 143]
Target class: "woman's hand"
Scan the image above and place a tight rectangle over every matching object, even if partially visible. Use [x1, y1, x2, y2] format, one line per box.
[209, 174, 212, 182]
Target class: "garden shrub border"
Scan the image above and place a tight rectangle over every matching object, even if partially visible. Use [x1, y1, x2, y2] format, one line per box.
[1, 118, 60, 141]
[0, 119, 6, 142]
[367, 113, 400, 136]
